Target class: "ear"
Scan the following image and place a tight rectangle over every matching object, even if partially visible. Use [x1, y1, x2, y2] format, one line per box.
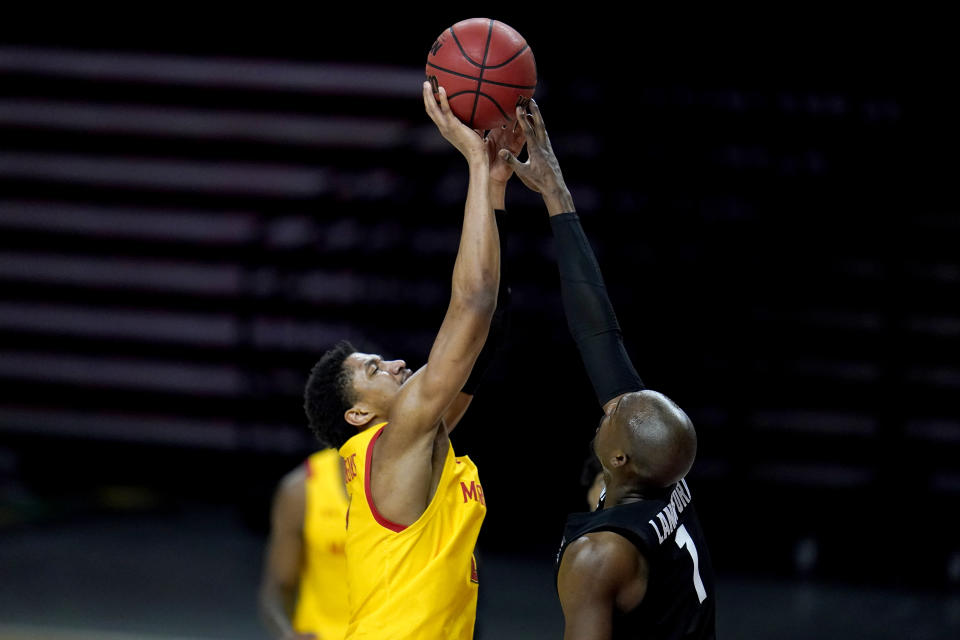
[344, 405, 375, 428]
[608, 450, 629, 469]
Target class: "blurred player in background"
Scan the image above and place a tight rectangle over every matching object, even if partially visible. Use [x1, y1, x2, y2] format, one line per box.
[259, 449, 348, 639]
[581, 453, 604, 512]
[501, 99, 717, 639]
[297, 82, 522, 640]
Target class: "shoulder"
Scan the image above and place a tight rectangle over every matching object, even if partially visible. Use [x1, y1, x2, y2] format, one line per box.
[561, 531, 642, 582]
[271, 462, 308, 529]
[280, 461, 308, 493]
[558, 531, 648, 611]
[313, 447, 341, 462]
[307, 447, 344, 476]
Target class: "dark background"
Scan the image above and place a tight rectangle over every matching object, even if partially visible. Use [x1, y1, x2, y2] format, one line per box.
[1, 11, 958, 638]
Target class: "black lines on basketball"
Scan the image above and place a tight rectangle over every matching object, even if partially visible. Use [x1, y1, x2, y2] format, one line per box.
[477, 77, 537, 90]
[449, 27, 483, 67]
[480, 19, 494, 69]
[483, 45, 530, 70]
[469, 20, 495, 129]
[425, 19, 537, 130]
[426, 63, 536, 90]
[425, 62, 481, 83]
[475, 92, 510, 121]
[444, 91, 513, 123]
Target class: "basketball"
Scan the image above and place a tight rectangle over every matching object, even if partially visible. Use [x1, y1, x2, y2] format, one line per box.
[426, 18, 537, 131]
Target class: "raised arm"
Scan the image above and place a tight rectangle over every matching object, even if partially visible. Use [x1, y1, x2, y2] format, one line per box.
[444, 122, 526, 431]
[376, 82, 498, 455]
[500, 100, 643, 413]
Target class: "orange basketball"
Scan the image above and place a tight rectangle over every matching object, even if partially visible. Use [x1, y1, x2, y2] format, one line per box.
[426, 18, 537, 130]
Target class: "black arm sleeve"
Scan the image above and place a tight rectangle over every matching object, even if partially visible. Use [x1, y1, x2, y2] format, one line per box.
[462, 209, 511, 395]
[550, 212, 644, 406]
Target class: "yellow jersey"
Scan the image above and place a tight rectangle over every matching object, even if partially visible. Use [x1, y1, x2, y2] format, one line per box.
[338, 423, 486, 640]
[293, 448, 350, 639]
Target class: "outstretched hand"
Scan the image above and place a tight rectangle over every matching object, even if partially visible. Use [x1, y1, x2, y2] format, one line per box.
[423, 81, 487, 163]
[498, 99, 574, 215]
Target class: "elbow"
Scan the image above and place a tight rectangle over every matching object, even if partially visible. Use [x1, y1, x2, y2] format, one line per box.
[453, 277, 498, 316]
[458, 288, 497, 317]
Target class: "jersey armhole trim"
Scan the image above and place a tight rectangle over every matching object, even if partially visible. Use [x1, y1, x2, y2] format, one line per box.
[364, 425, 408, 533]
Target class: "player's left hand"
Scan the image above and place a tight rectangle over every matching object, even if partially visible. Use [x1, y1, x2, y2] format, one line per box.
[485, 120, 526, 184]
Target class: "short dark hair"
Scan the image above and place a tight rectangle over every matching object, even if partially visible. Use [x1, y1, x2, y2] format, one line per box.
[304, 340, 358, 449]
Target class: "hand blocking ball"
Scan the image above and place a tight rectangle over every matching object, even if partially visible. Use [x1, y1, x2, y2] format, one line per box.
[426, 18, 537, 131]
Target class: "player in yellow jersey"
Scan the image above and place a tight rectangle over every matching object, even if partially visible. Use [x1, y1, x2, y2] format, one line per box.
[300, 82, 524, 640]
[259, 448, 349, 639]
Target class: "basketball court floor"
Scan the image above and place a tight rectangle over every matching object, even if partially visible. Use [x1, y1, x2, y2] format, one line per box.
[0, 503, 956, 639]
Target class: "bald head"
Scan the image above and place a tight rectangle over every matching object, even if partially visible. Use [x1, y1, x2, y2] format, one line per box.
[609, 390, 697, 490]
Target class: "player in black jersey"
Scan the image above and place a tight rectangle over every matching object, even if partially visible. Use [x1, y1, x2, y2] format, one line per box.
[500, 100, 718, 639]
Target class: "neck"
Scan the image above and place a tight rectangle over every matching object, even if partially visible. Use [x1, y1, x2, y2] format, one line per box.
[602, 482, 644, 508]
[602, 480, 673, 508]
[362, 416, 388, 431]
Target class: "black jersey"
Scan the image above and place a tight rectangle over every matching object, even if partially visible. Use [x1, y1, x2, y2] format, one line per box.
[555, 478, 717, 640]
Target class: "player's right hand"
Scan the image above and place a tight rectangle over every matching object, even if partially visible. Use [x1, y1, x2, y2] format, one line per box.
[423, 81, 487, 162]
[498, 99, 568, 199]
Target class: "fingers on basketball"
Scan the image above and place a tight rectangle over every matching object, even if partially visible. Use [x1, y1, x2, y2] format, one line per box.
[435, 86, 452, 114]
[516, 109, 536, 138]
[423, 83, 443, 120]
[528, 99, 544, 127]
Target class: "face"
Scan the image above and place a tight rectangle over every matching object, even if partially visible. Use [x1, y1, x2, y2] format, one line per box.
[593, 395, 631, 486]
[343, 352, 412, 417]
[592, 395, 630, 474]
[592, 414, 608, 461]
